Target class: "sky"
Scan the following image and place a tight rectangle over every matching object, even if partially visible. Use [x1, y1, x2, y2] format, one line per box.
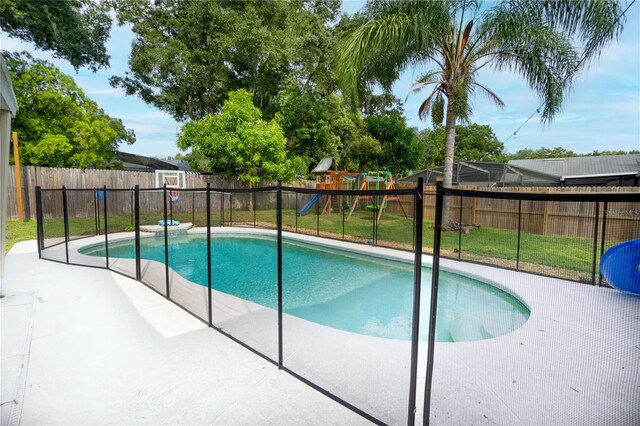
[1, 1, 638, 159]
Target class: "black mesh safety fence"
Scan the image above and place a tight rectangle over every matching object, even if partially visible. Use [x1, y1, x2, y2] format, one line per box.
[99, 188, 136, 280]
[36, 181, 639, 425]
[280, 185, 424, 426]
[208, 187, 280, 362]
[135, 188, 167, 294]
[424, 184, 640, 426]
[597, 202, 640, 286]
[344, 190, 379, 245]
[434, 191, 640, 285]
[281, 190, 299, 233]
[65, 189, 100, 242]
[39, 189, 66, 262]
[64, 189, 104, 268]
[160, 188, 209, 323]
[164, 188, 208, 228]
[376, 192, 415, 251]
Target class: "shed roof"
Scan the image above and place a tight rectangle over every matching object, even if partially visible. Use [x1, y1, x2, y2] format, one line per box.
[401, 161, 559, 187]
[508, 154, 640, 179]
[115, 151, 191, 171]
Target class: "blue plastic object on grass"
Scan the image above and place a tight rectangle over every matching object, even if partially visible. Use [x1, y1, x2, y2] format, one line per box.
[157, 219, 180, 226]
[600, 238, 640, 296]
[297, 194, 321, 216]
[95, 189, 109, 201]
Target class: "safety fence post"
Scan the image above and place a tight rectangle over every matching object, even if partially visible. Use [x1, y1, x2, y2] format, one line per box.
[457, 195, 462, 260]
[94, 188, 99, 236]
[103, 186, 109, 269]
[423, 181, 444, 426]
[62, 186, 69, 264]
[516, 199, 522, 270]
[316, 191, 320, 236]
[207, 183, 213, 326]
[407, 178, 424, 426]
[163, 184, 170, 298]
[591, 201, 600, 284]
[598, 202, 608, 286]
[277, 181, 283, 368]
[35, 186, 43, 257]
[134, 185, 141, 281]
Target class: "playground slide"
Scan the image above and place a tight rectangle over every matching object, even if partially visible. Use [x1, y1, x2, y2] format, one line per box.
[600, 238, 640, 296]
[297, 194, 321, 216]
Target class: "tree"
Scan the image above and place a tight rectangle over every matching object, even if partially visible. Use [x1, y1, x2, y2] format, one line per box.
[110, 0, 342, 121]
[338, 0, 624, 221]
[422, 124, 506, 168]
[366, 115, 423, 176]
[348, 134, 383, 171]
[360, 92, 404, 118]
[273, 80, 359, 172]
[587, 150, 640, 156]
[177, 89, 304, 186]
[507, 147, 578, 160]
[0, 0, 112, 71]
[5, 51, 135, 168]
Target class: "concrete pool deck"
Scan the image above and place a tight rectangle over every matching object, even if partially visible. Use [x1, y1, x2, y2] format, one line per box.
[2, 232, 639, 425]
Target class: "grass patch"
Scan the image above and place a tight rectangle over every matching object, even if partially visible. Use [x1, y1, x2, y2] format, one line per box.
[5, 220, 37, 251]
[28, 206, 614, 281]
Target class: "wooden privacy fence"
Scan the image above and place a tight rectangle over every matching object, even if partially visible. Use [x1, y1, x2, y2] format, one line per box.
[413, 185, 640, 241]
[9, 166, 640, 241]
[9, 166, 313, 220]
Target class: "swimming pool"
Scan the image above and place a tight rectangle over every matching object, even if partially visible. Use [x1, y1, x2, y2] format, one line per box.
[80, 233, 529, 342]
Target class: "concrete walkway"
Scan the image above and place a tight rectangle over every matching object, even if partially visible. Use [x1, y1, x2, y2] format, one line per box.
[1, 241, 369, 425]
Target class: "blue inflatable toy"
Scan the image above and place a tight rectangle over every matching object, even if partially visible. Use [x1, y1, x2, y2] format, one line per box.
[600, 239, 640, 296]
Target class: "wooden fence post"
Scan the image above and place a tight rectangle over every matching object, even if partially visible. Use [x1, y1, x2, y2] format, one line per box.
[542, 187, 551, 235]
[11, 132, 24, 221]
[471, 186, 478, 224]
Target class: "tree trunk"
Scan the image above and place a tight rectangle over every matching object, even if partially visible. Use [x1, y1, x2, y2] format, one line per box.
[248, 181, 254, 212]
[442, 99, 457, 225]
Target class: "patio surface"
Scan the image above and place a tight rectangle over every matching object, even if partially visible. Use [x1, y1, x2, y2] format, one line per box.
[2, 232, 639, 425]
[1, 240, 369, 425]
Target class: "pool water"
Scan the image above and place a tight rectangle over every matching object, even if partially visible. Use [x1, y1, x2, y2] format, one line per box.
[81, 234, 529, 342]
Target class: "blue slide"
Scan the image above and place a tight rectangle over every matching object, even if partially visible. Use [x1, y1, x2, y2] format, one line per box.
[600, 238, 640, 296]
[298, 194, 321, 216]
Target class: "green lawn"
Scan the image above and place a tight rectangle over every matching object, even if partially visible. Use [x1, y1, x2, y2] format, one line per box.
[5, 220, 37, 251]
[7, 207, 610, 282]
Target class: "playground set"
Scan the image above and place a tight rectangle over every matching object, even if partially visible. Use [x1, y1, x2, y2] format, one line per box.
[297, 158, 408, 223]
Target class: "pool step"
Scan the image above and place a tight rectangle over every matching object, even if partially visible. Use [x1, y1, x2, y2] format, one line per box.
[448, 312, 492, 342]
[449, 311, 526, 342]
[481, 311, 526, 339]
[140, 222, 193, 236]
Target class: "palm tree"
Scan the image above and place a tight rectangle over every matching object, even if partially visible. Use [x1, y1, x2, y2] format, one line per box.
[337, 0, 624, 223]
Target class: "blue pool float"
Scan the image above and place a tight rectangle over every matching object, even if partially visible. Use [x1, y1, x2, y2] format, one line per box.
[600, 239, 640, 296]
[157, 219, 180, 226]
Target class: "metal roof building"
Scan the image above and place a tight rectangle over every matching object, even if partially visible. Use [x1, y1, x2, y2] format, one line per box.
[401, 155, 640, 187]
[400, 161, 559, 187]
[508, 154, 640, 186]
[114, 151, 191, 172]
